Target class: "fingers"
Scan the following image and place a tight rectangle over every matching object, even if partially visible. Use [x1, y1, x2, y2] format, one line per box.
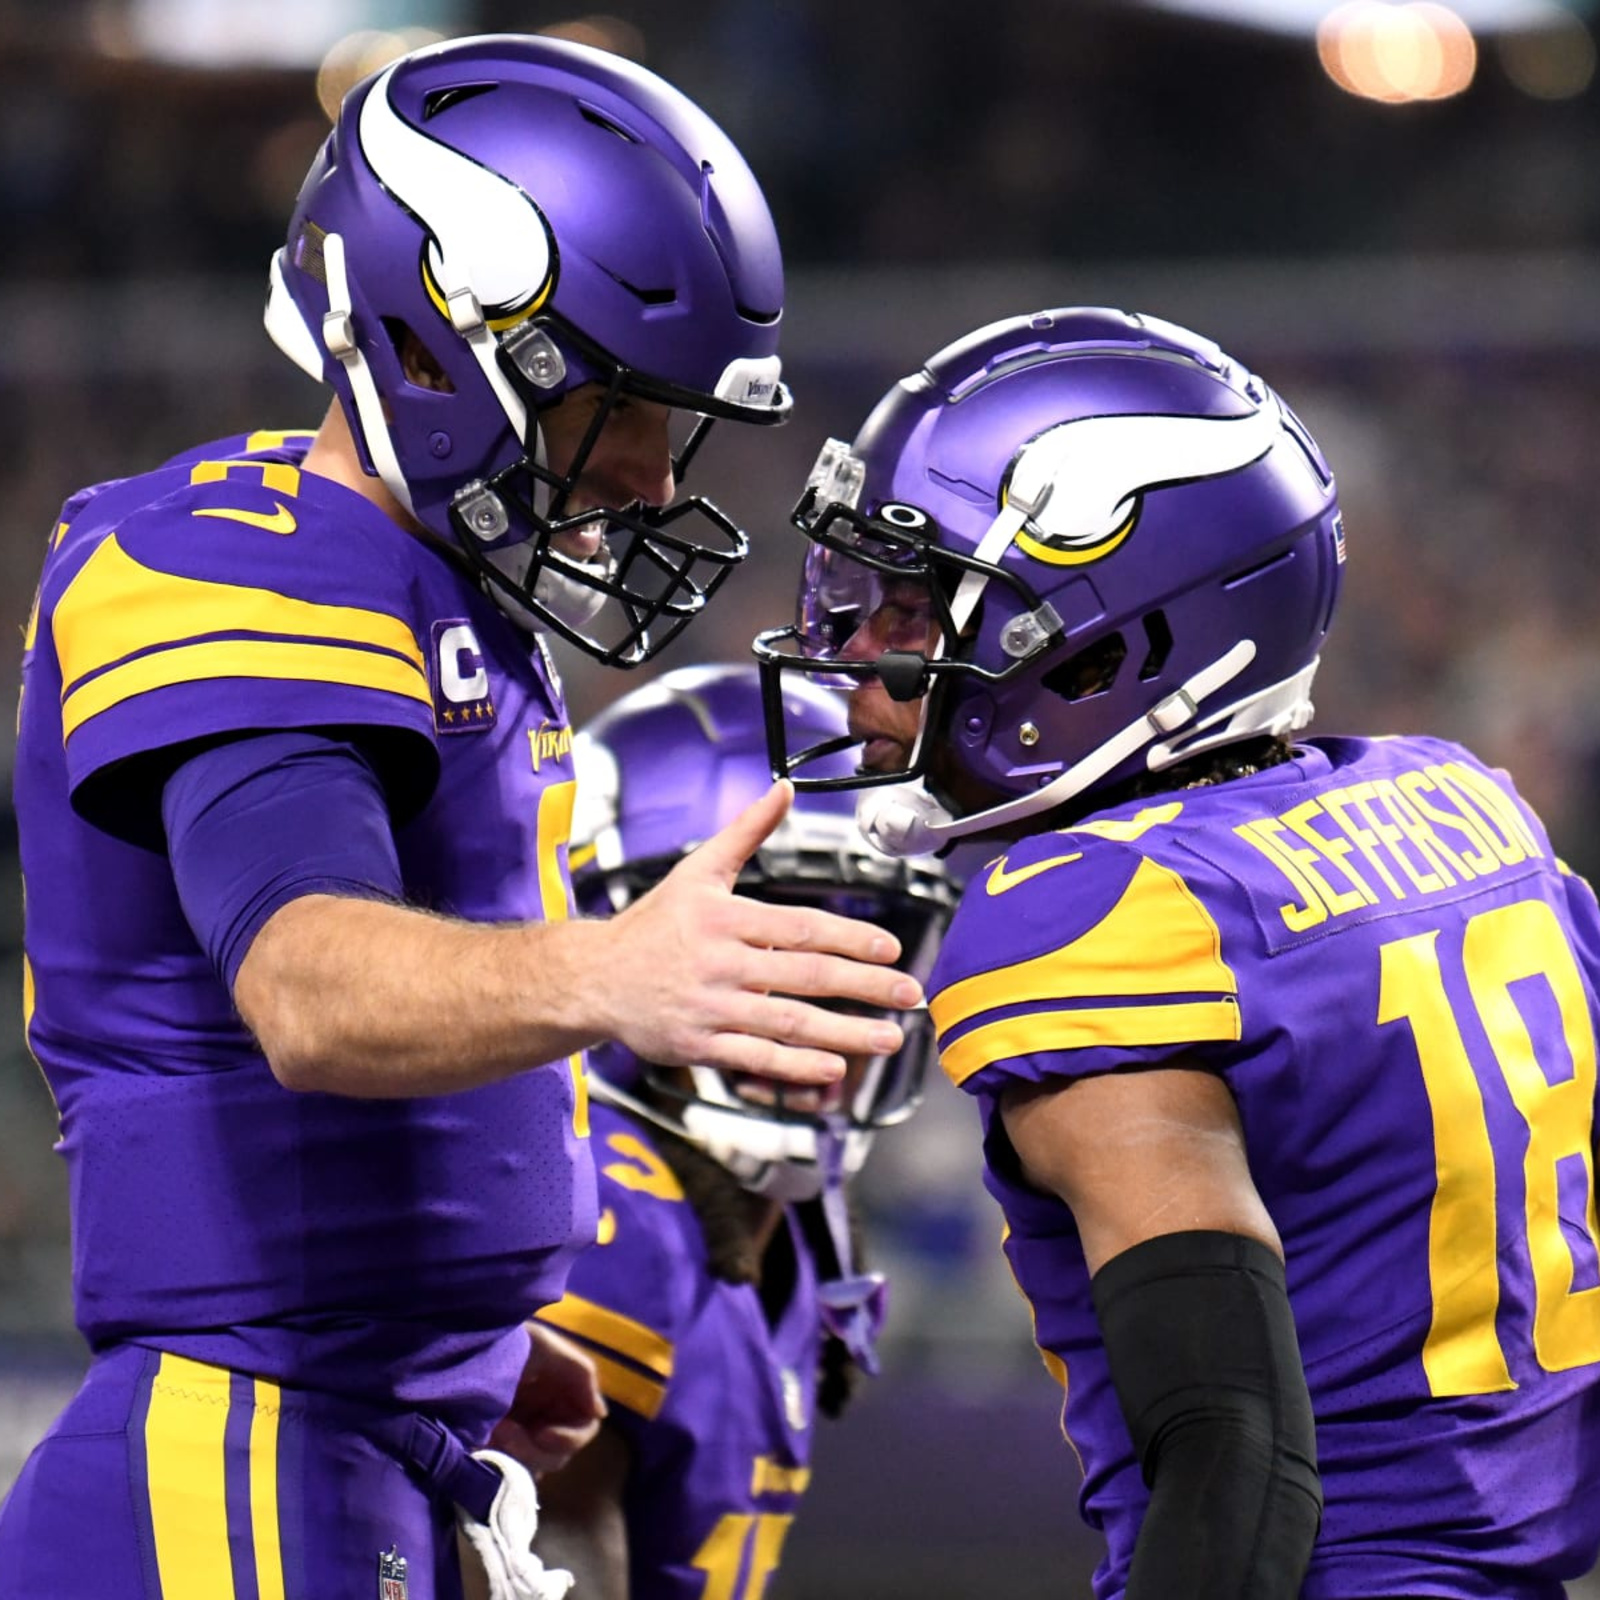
[683, 780, 794, 887]
[486, 1414, 603, 1478]
[722, 991, 907, 1060]
[687, 1014, 903, 1085]
[733, 897, 910, 969]
[739, 947, 922, 1011]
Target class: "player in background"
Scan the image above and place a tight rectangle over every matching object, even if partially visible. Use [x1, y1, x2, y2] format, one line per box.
[2, 37, 920, 1600]
[518, 664, 953, 1600]
[756, 307, 1600, 1599]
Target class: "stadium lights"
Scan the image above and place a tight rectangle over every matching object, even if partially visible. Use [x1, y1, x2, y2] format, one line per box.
[1142, 0, 1572, 31]
[1318, 1, 1478, 101]
[1497, 11, 1598, 95]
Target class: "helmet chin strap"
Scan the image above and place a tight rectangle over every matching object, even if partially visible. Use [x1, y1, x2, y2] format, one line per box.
[318, 230, 417, 519]
[532, 545, 618, 628]
[857, 639, 1259, 858]
[813, 1118, 888, 1375]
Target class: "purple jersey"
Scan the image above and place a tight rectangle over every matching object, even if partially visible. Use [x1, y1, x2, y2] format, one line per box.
[535, 1103, 820, 1600]
[15, 431, 596, 1440]
[931, 735, 1600, 1600]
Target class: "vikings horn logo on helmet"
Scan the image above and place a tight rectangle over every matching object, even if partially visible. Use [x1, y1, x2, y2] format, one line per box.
[358, 61, 557, 331]
[1007, 406, 1281, 567]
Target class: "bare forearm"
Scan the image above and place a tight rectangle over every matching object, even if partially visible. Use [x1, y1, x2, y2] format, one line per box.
[234, 783, 922, 1097]
[236, 894, 611, 1096]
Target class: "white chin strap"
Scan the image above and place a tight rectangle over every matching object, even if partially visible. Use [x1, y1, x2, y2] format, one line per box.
[483, 534, 617, 631]
[856, 643, 1320, 859]
[301, 229, 419, 519]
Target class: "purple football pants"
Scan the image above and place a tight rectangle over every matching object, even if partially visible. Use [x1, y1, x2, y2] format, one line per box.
[0, 1343, 476, 1600]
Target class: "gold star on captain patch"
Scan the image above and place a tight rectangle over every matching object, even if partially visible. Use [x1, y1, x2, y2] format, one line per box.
[442, 708, 456, 724]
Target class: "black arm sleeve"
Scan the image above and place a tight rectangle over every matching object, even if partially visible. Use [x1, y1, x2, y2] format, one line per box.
[1091, 1230, 1322, 1600]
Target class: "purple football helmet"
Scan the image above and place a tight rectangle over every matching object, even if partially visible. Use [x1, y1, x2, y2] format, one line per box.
[265, 34, 791, 666]
[570, 663, 954, 1202]
[755, 307, 1344, 856]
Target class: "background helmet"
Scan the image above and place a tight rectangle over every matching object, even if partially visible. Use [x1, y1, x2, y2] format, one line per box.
[266, 33, 791, 665]
[756, 307, 1344, 856]
[571, 663, 954, 1202]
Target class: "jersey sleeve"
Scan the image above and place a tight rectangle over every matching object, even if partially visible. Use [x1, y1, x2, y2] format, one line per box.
[48, 459, 440, 839]
[930, 827, 1243, 1098]
[532, 1120, 695, 1435]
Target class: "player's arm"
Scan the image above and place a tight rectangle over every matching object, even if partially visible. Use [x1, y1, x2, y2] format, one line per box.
[1001, 1066, 1322, 1600]
[458, 1325, 622, 1600]
[168, 733, 916, 1097]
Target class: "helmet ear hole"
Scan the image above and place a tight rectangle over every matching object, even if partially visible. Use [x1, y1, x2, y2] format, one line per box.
[386, 320, 455, 394]
[1137, 610, 1173, 682]
[1043, 632, 1127, 704]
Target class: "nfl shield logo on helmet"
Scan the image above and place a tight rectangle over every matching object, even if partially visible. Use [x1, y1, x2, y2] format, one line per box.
[1332, 511, 1347, 564]
[378, 1546, 408, 1600]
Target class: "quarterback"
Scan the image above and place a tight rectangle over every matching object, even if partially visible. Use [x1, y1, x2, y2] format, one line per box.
[1, 36, 918, 1600]
[758, 307, 1600, 1598]
[525, 665, 953, 1599]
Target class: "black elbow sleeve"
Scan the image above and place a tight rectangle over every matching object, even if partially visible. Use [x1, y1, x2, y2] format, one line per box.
[1091, 1230, 1322, 1600]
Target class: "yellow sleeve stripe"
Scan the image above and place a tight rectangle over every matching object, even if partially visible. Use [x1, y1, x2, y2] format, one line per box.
[62, 637, 431, 740]
[588, 1348, 667, 1420]
[940, 999, 1241, 1087]
[537, 1292, 675, 1380]
[189, 460, 303, 497]
[931, 856, 1236, 1037]
[55, 532, 424, 693]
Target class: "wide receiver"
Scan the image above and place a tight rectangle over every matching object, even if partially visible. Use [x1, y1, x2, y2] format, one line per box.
[757, 306, 1600, 1598]
[2, 36, 917, 1600]
[519, 664, 953, 1600]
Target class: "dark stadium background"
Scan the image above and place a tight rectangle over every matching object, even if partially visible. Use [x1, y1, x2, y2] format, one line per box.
[2, 1, 1598, 1593]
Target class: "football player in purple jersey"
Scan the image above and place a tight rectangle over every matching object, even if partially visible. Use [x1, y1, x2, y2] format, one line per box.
[504, 664, 953, 1600]
[2, 36, 921, 1600]
[756, 307, 1600, 1600]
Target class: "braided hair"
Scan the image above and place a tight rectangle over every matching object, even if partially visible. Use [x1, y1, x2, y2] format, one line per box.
[650, 1124, 866, 1420]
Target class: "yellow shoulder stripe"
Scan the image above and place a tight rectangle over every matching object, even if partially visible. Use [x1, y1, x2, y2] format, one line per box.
[1070, 801, 1185, 841]
[54, 535, 428, 737]
[62, 640, 430, 741]
[931, 855, 1236, 1038]
[538, 1292, 675, 1380]
[940, 999, 1240, 1086]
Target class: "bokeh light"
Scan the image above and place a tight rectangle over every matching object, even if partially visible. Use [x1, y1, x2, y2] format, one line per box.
[536, 15, 647, 62]
[315, 27, 445, 123]
[1497, 14, 1596, 99]
[1319, 1, 1478, 102]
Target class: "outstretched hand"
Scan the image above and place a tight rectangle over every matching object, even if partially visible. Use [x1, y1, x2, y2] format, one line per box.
[599, 781, 923, 1084]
